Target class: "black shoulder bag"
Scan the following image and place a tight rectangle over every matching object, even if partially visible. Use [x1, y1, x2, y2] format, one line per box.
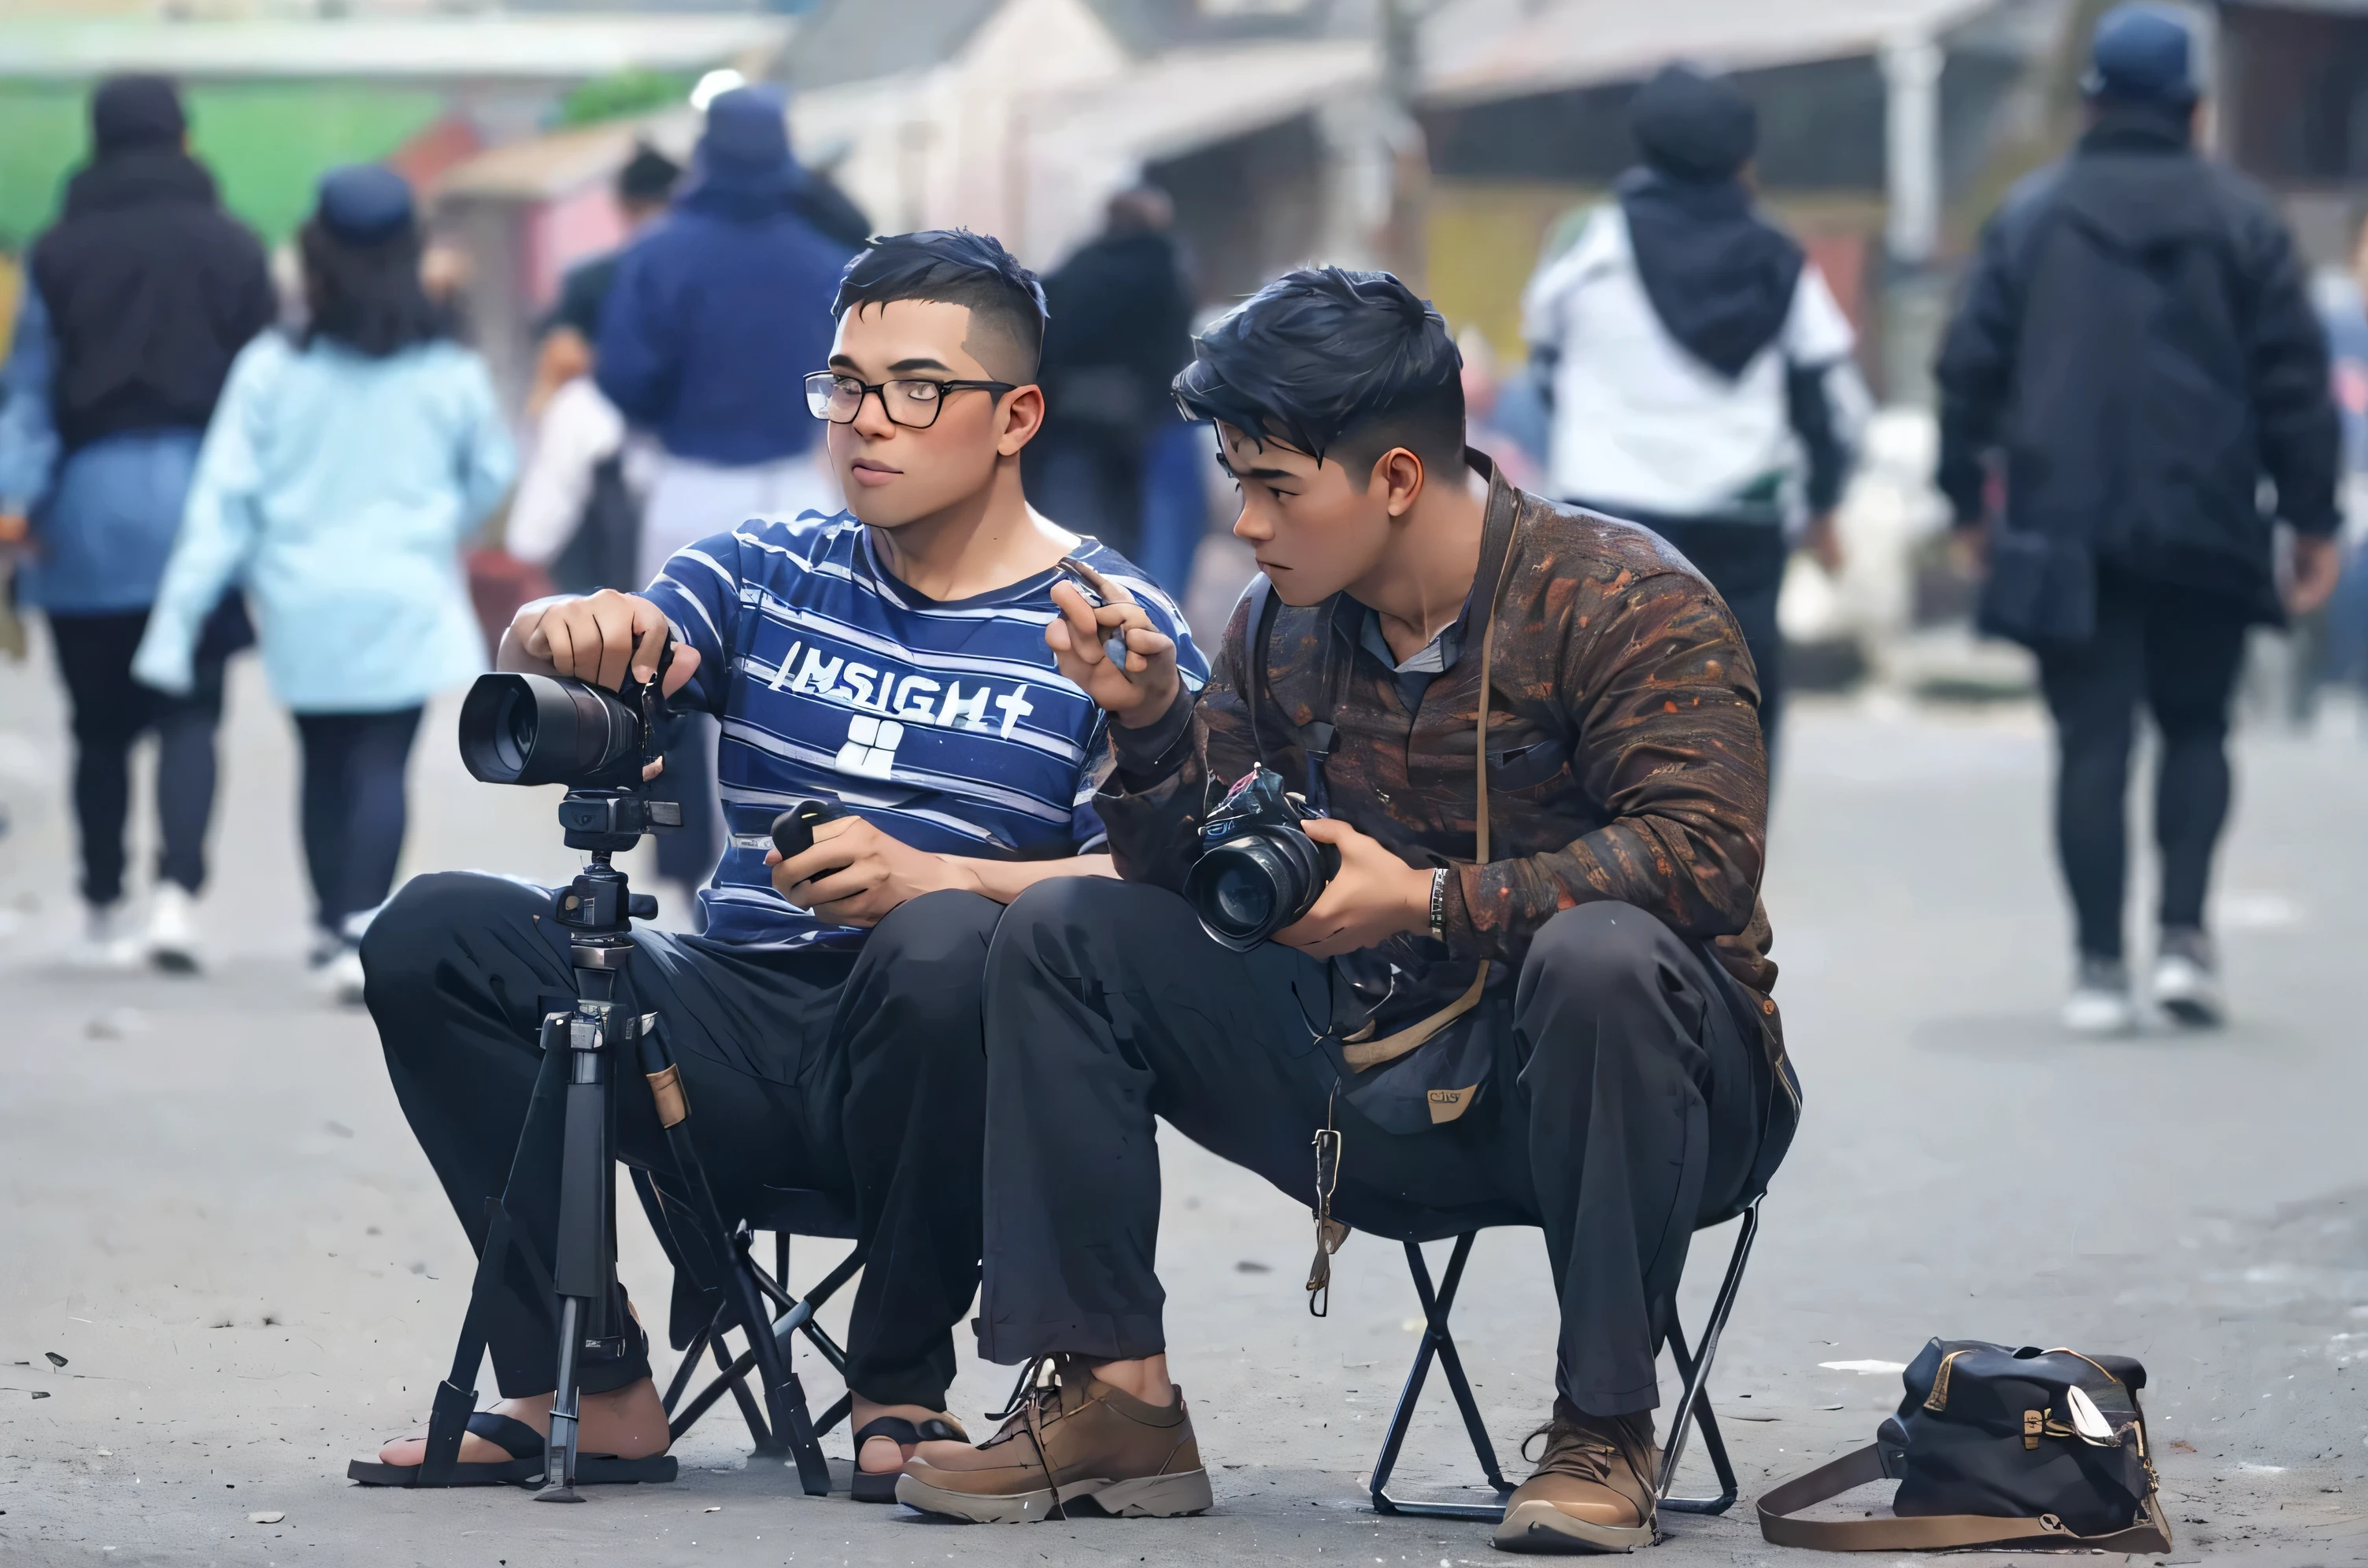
[1758, 1337, 2173, 1553]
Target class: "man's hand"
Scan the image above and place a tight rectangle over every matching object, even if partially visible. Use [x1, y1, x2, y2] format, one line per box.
[1804, 511, 1844, 577]
[1045, 568, 1178, 728]
[2288, 532, 2344, 617]
[0, 512, 27, 546]
[767, 815, 981, 929]
[1949, 520, 1988, 577]
[508, 588, 701, 697]
[1273, 818, 1434, 959]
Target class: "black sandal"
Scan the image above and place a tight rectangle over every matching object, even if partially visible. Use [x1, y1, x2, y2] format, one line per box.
[849, 1415, 965, 1503]
[347, 1411, 679, 1488]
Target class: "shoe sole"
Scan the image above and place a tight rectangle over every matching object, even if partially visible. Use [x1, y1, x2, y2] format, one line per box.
[2159, 995, 2222, 1028]
[1491, 1500, 1654, 1553]
[895, 1466, 1212, 1522]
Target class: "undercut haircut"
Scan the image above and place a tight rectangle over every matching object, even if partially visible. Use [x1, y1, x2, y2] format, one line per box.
[1173, 266, 1465, 481]
[831, 228, 1049, 382]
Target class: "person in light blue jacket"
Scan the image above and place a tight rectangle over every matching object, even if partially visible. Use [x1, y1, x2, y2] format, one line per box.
[135, 165, 514, 993]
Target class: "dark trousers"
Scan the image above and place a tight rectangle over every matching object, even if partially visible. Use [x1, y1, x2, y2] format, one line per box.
[49, 606, 236, 906]
[361, 873, 997, 1409]
[976, 880, 1767, 1418]
[2036, 573, 2250, 961]
[294, 707, 423, 940]
[1646, 519, 1789, 760]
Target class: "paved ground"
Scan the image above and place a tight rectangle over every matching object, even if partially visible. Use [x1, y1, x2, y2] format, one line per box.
[3, 628, 2367, 1567]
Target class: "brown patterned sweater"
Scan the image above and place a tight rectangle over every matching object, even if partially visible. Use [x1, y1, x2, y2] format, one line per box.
[1098, 457, 1785, 1063]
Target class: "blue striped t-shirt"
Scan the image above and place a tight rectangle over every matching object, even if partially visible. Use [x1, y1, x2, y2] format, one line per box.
[642, 512, 1205, 949]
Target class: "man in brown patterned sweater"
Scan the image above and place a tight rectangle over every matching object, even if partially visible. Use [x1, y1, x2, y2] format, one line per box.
[901, 268, 1800, 1551]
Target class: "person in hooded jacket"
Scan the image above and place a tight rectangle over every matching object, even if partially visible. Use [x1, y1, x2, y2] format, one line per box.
[0, 76, 274, 971]
[133, 166, 515, 1004]
[1522, 63, 1869, 762]
[1936, 3, 2343, 1035]
[594, 84, 862, 911]
[1023, 186, 1201, 591]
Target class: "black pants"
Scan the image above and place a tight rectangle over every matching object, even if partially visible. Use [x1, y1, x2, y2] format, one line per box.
[49, 605, 237, 906]
[361, 873, 997, 1408]
[294, 708, 424, 940]
[1645, 519, 1789, 760]
[976, 880, 1768, 1418]
[2036, 574, 2250, 962]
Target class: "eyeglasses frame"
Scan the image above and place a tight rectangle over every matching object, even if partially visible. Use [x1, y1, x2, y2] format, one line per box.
[803, 371, 1023, 430]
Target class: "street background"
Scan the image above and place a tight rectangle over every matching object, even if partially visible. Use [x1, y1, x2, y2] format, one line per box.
[3, 640, 2366, 1564]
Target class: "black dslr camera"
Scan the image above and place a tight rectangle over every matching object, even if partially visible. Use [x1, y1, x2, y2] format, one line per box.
[456, 647, 683, 852]
[1182, 764, 1341, 951]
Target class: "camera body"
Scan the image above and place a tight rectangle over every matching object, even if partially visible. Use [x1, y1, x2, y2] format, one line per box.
[1182, 764, 1341, 951]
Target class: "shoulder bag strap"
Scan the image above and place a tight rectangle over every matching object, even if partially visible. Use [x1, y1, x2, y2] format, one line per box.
[1338, 523, 1521, 1071]
[1756, 1444, 2173, 1554]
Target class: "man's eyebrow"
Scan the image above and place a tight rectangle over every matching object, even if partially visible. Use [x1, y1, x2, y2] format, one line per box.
[886, 357, 955, 373]
[827, 353, 860, 369]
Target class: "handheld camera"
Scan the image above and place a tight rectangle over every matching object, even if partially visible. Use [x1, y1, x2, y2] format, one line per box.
[1182, 764, 1341, 951]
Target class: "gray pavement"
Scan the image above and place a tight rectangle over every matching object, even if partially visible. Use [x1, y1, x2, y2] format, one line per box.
[3, 631, 2367, 1566]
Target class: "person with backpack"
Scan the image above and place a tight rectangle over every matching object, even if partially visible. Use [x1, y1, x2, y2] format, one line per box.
[132, 165, 515, 1002]
[1936, 2, 2343, 1034]
[1521, 63, 1869, 761]
[0, 75, 275, 971]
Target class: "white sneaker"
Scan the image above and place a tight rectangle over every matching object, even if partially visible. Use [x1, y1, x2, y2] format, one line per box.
[72, 901, 140, 971]
[318, 944, 367, 1008]
[2152, 930, 2223, 1028]
[2063, 957, 2136, 1035]
[143, 883, 202, 974]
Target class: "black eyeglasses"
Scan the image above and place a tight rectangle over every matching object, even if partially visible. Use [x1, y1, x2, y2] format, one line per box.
[803, 372, 1019, 430]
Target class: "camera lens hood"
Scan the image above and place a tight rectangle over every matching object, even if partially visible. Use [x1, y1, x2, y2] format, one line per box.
[458, 671, 642, 787]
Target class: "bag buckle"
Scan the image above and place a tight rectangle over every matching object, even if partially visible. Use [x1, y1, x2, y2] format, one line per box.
[2023, 1409, 2043, 1450]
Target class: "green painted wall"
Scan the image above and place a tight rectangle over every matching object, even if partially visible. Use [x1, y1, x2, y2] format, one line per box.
[0, 80, 446, 250]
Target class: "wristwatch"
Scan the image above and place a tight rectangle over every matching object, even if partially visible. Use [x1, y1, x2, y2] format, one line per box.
[1428, 866, 1452, 943]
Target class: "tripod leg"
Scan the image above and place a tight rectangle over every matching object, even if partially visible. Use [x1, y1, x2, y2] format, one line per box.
[639, 1023, 831, 1496]
[538, 1008, 616, 1503]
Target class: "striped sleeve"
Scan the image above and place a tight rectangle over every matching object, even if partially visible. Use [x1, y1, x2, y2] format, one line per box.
[642, 529, 746, 717]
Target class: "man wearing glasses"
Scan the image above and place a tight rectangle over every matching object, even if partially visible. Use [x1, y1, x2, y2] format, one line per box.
[356, 230, 1204, 1497]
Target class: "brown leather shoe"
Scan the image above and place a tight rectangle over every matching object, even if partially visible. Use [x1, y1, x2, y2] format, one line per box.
[895, 1355, 1213, 1522]
[1492, 1400, 1659, 1553]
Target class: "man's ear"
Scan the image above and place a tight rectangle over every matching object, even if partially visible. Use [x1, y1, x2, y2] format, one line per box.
[996, 384, 1046, 457]
[1372, 447, 1426, 518]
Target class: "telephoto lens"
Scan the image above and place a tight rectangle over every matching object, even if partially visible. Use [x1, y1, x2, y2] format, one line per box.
[458, 672, 646, 788]
[1182, 765, 1342, 951]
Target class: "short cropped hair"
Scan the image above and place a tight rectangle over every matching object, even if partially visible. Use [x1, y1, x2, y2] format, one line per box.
[1173, 266, 1464, 479]
[831, 229, 1049, 380]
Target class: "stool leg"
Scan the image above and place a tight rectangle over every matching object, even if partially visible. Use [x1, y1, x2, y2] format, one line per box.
[1656, 1201, 1759, 1515]
[1370, 1234, 1510, 1522]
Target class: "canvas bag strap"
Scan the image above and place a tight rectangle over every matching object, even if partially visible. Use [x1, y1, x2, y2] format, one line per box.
[1756, 1443, 2174, 1554]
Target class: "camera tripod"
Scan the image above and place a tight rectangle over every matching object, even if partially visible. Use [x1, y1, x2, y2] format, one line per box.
[411, 786, 834, 1500]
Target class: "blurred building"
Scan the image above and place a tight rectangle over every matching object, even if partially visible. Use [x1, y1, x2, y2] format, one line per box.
[2212, 0, 2368, 264]
[430, 0, 1386, 410]
[0, 12, 788, 249]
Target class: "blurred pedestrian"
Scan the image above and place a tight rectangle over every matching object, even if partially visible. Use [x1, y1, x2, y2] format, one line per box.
[506, 143, 679, 595]
[2314, 212, 2368, 714]
[132, 165, 515, 1003]
[595, 85, 860, 910]
[1522, 64, 1868, 762]
[1936, 2, 2342, 1034]
[1025, 186, 1201, 594]
[0, 75, 274, 971]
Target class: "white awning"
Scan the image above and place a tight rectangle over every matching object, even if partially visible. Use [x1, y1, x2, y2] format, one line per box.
[1420, 0, 1996, 107]
[0, 16, 791, 81]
